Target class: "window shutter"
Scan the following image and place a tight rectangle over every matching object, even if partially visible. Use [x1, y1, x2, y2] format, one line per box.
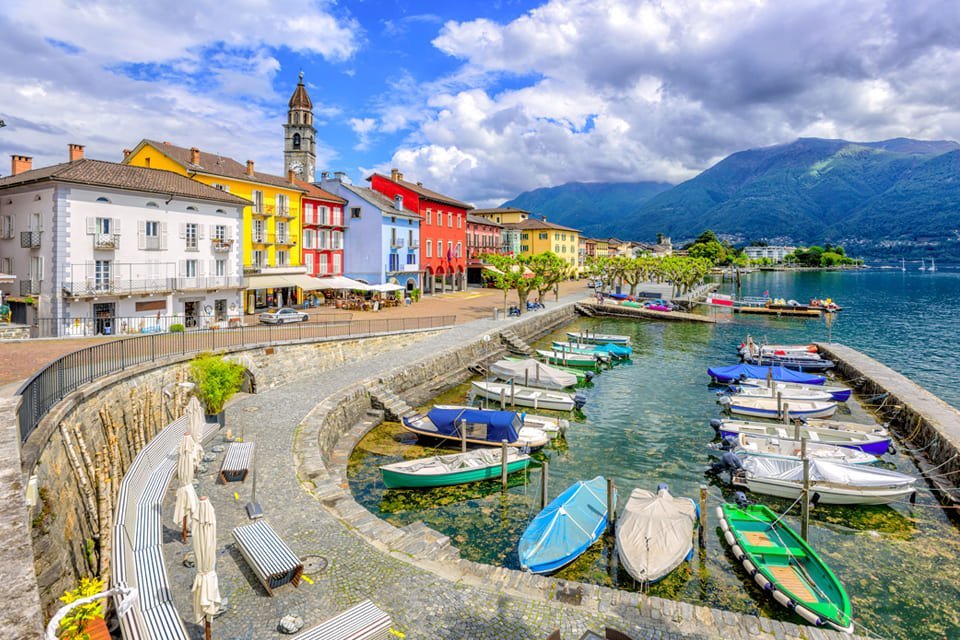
[179, 223, 186, 239]
[197, 260, 205, 276]
[179, 260, 186, 276]
[113, 218, 121, 234]
[138, 220, 146, 250]
[160, 222, 168, 249]
[198, 224, 205, 240]
[38, 256, 44, 280]
[86, 217, 95, 234]
[225, 225, 232, 241]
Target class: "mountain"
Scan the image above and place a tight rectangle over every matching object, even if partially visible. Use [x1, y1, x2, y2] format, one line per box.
[500, 181, 673, 237]
[502, 138, 960, 255]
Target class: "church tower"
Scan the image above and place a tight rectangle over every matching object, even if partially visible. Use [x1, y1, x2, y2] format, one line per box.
[284, 71, 316, 181]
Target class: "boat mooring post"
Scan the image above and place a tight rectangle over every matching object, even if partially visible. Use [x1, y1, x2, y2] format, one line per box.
[766, 367, 773, 386]
[524, 369, 529, 387]
[501, 440, 509, 490]
[535, 362, 541, 384]
[782, 404, 790, 425]
[541, 461, 549, 508]
[607, 477, 616, 534]
[801, 438, 810, 541]
[499, 388, 506, 410]
[510, 378, 516, 407]
[776, 392, 783, 419]
[460, 419, 467, 453]
[699, 485, 708, 546]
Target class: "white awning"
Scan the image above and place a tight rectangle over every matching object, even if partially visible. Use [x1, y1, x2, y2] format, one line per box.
[284, 274, 331, 291]
[369, 283, 404, 292]
[244, 274, 294, 289]
[310, 276, 371, 291]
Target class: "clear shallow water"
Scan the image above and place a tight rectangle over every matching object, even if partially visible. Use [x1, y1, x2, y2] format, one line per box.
[349, 269, 960, 640]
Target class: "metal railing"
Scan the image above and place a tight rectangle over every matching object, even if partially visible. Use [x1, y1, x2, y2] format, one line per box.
[212, 239, 233, 252]
[61, 276, 243, 297]
[93, 233, 120, 250]
[20, 279, 40, 295]
[20, 231, 41, 248]
[17, 314, 456, 442]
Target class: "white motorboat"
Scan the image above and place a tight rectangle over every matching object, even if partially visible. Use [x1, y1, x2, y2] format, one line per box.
[731, 385, 835, 403]
[803, 419, 889, 436]
[711, 419, 892, 456]
[470, 380, 583, 411]
[736, 378, 852, 402]
[565, 330, 631, 345]
[535, 349, 606, 368]
[733, 456, 916, 505]
[488, 358, 578, 390]
[728, 432, 877, 465]
[616, 485, 697, 584]
[719, 394, 838, 419]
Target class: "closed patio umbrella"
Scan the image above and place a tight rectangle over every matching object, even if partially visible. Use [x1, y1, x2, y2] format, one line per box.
[187, 396, 205, 445]
[192, 497, 221, 640]
[174, 433, 199, 542]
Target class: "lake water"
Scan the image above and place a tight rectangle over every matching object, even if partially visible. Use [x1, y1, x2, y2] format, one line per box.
[348, 268, 960, 640]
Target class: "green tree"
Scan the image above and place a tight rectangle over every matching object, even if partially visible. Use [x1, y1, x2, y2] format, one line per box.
[483, 254, 542, 313]
[688, 240, 727, 265]
[529, 252, 571, 303]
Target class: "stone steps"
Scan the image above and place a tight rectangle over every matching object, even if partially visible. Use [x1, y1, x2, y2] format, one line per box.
[499, 329, 533, 356]
[575, 303, 596, 317]
[366, 382, 418, 421]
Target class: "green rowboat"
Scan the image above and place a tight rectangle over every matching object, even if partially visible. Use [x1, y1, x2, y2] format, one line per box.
[380, 447, 531, 489]
[718, 503, 853, 633]
[535, 349, 604, 369]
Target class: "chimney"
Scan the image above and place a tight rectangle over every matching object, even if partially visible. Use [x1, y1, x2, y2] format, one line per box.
[320, 171, 329, 180]
[417, 181, 423, 187]
[190, 147, 200, 165]
[390, 168, 399, 181]
[246, 159, 255, 176]
[288, 169, 296, 184]
[11, 155, 32, 176]
[334, 171, 349, 184]
[68, 143, 85, 162]
[394, 194, 403, 210]
[122, 148, 132, 159]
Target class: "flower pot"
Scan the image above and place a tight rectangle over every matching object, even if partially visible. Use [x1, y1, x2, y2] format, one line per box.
[205, 411, 225, 428]
[62, 618, 109, 640]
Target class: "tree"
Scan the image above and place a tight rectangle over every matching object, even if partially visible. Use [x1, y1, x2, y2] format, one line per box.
[688, 240, 727, 265]
[483, 253, 542, 313]
[528, 252, 570, 303]
[694, 229, 720, 245]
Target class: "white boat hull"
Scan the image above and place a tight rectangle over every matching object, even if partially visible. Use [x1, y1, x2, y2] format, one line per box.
[471, 381, 576, 411]
[742, 477, 915, 505]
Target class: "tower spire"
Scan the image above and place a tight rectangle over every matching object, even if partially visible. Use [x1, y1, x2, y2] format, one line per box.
[285, 70, 316, 180]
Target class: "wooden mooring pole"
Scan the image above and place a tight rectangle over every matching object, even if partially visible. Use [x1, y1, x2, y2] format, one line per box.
[606, 477, 616, 534]
[698, 485, 708, 546]
[501, 440, 509, 490]
[460, 419, 467, 453]
[540, 461, 549, 508]
[801, 438, 810, 541]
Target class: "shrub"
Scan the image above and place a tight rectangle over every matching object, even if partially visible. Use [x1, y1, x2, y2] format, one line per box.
[190, 353, 245, 415]
[58, 576, 105, 639]
[410, 288, 421, 303]
[169, 323, 185, 333]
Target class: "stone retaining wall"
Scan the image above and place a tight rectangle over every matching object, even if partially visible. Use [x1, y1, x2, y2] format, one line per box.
[0, 324, 31, 340]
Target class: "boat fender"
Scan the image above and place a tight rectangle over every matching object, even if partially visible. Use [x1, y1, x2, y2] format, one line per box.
[715, 506, 725, 522]
[742, 558, 757, 577]
[709, 419, 723, 432]
[887, 443, 897, 455]
[772, 589, 793, 609]
[723, 530, 736, 546]
[793, 604, 823, 627]
[730, 543, 744, 561]
[754, 572, 773, 591]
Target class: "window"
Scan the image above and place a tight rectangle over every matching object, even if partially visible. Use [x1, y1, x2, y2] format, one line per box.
[96, 197, 110, 203]
[447, 241, 453, 258]
[253, 219, 265, 242]
[252, 190, 264, 213]
[276, 221, 288, 243]
[215, 259, 226, 277]
[0, 215, 12, 239]
[332, 231, 342, 249]
[304, 253, 314, 274]
[407, 251, 416, 265]
[457, 214, 462, 229]
[212, 183, 230, 192]
[437, 240, 442, 258]
[145, 221, 159, 237]
[277, 250, 289, 266]
[186, 206, 198, 212]
[318, 253, 328, 274]
[521, 245, 529, 252]
[426, 209, 432, 225]
[293, 133, 301, 149]
[213, 225, 226, 242]
[252, 250, 265, 268]
[96, 217, 111, 234]
[145, 201, 158, 208]
[332, 254, 341, 274]
[456, 241, 462, 258]
[333, 207, 342, 225]
[94, 259, 110, 290]
[408, 229, 414, 246]
[447, 212, 452, 227]
[303, 229, 316, 249]
[0, 257, 11, 273]
[319, 206, 329, 225]
[318, 230, 329, 249]
[303, 203, 314, 224]
[539, 232, 548, 240]
[522, 233, 529, 240]
[140, 220, 165, 250]
[554, 233, 560, 240]
[276, 194, 289, 216]
[351, 207, 361, 219]
[426, 241, 432, 258]
[555, 244, 560, 252]
[184, 222, 198, 250]
[184, 259, 197, 278]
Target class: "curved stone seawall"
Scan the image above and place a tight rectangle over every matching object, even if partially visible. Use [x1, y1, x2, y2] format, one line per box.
[21, 329, 439, 617]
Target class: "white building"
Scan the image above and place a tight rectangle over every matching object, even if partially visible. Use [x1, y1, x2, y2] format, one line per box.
[744, 245, 797, 263]
[0, 145, 249, 335]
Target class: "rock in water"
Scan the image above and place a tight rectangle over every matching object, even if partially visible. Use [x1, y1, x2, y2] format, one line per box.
[278, 614, 304, 634]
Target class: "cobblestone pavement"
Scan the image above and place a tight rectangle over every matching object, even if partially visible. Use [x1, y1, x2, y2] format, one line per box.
[158, 295, 723, 640]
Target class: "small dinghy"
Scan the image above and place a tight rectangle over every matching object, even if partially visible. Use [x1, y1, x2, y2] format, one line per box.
[489, 358, 578, 390]
[519, 476, 612, 574]
[707, 364, 826, 385]
[566, 331, 631, 345]
[725, 433, 877, 465]
[711, 419, 892, 456]
[719, 501, 854, 633]
[616, 484, 697, 584]
[719, 394, 838, 419]
[737, 378, 852, 402]
[471, 380, 585, 411]
[730, 385, 835, 403]
[380, 447, 531, 489]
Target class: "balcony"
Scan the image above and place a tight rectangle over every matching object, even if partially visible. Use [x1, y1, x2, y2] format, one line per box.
[251, 205, 269, 219]
[142, 236, 162, 250]
[20, 231, 41, 248]
[390, 238, 405, 249]
[20, 279, 40, 295]
[251, 233, 270, 245]
[61, 275, 243, 297]
[273, 206, 295, 220]
[212, 238, 234, 253]
[93, 233, 120, 250]
[176, 276, 244, 290]
[273, 234, 296, 246]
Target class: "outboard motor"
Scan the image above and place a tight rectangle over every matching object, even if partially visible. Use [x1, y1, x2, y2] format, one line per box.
[573, 392, 588, 410]
[734, 491, 751, 508]
[584, 371, 596, 381]
[709, 418, 723, 433]
[708, 451, 744, 481]
[719, 435, 738, 451]
[657, 482, 670, 493]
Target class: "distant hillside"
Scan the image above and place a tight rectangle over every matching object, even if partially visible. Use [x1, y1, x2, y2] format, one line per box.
[501, 138, 960, 257]
[500, 181, 673, 237]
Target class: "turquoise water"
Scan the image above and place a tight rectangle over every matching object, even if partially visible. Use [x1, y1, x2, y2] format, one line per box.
[349, 269, 960, 639]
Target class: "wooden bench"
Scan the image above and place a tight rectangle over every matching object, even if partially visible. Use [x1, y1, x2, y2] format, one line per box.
[292, 600, 392, 640]
[232, 520, 303, 595]
[219, 442, 254, 483]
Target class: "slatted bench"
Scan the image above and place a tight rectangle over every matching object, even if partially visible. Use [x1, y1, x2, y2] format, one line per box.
[219, 441, 255, 483]
[291, 600, 392, 640]
[232, 519, 303, 595]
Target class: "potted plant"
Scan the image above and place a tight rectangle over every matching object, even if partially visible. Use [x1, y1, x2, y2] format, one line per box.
[190, 353, 245, 426]
[58, 577, 109, 640]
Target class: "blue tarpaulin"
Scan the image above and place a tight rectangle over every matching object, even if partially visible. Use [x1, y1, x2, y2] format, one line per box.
[707, 363, 826, 385]
[425, 407, 520, 443]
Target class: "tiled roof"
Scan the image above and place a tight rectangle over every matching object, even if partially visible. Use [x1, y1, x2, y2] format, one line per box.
[137, 139, 304, 191]
[471, 207, 530, 216]
[502, 218, 581, 233]
[0, 159, 251, 206]
[369, 173, 472, 210]
[340, 184, 421, 220]
[466, 213, 502, 227]
[288, 74, 313, 110]
[294, 179, 346, 204]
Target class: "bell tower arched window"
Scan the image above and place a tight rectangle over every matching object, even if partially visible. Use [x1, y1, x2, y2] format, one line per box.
[293, 133, 301, 150]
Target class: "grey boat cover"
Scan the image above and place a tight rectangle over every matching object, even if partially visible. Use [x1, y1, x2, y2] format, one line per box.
[743, 457, 915, 488]
[616, 488, 697, 583]
[489, 358, 578, 390]
[381, 447, 525, 476]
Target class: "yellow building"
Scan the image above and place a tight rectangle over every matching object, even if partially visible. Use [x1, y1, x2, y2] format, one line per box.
[504, 218, 581, 272]
[124, 140, 309, 312]
[471, 207, 531, 225]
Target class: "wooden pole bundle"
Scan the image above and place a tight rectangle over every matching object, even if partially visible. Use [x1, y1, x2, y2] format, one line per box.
[71, 422, 97, 493]
[61, 424, 99, 531]
[96, 452, 112, 578]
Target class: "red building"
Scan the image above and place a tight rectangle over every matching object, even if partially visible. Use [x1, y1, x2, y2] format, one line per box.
[466, 213, 504, 284]
[296, 179, 347, 277]
[369, 168, 471, 293]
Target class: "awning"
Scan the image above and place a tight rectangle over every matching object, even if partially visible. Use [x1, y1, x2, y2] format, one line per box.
[244, 274, 293, 289]
[311, 276, 371, 291]
[369, 283, 404, 292]
[285, 274, 331, 291]
[0, 272, 16, 283]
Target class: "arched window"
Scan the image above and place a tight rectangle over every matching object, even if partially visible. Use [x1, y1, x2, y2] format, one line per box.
[96, 197, 111, 203]
[145, 201, 159, 208]
[292, 133, 301, 150]
[186, 206, 198, 212]
[215, 209, 225, 215]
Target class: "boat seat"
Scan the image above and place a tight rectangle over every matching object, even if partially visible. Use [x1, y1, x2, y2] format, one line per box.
[749, 545, 807, 559]
[767, 564, 817, 602]
[742, 531, 775, 547]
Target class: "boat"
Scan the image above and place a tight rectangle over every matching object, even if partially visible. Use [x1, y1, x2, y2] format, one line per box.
[489, 358, 578, 390]
[434, 404, 569, 439]
[739, 341, 818, 355]
[743, 354, 835, 372]
[718, 502, 854, 632]
[551, 341, 632, 358]
[565, 330, 631, 345]
[736, 378, 852, 402]
[729, 385, 835, 403]
[719, 395, 838, 419]
[707, 364, 826, 386]
[379, 447, 531, 489]
[710, 419, 892, 456]
[536, 349, 606, 369]
[732, 456, 916, 505]
[725, 433, 878, 465]
[504, 356, 593, 382]
[518, 476, 612, 574]
[802, 419, 889, 436]
[616, 485, 697, 584]
[401, 407, 549, 449]
[471, 380, 585, 411]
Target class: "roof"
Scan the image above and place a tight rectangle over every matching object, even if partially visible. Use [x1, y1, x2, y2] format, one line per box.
[466, 213, 502, 228]
[502, 218, 581, 233]
[340, 183, 421, 221]
[294, 179, 346, 204]
[471, 207, 530, 216]
[369, 172, 472, 210]
[133, 139, 305, 191]
[288, 72, 313, 110]
[0, 159, 251, 206]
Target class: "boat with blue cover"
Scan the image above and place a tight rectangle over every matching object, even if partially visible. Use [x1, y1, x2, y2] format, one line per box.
[707, 364, 826, 385]
[401, 407, 549, 449]
[518, 476, 613, 574]
[552, 341, 633, 358]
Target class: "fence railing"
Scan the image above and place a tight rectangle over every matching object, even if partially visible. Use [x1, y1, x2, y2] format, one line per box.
[16, 314, 456, 442]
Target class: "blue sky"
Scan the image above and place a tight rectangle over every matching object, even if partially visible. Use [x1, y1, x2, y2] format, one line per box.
[3, 1, 960, 207]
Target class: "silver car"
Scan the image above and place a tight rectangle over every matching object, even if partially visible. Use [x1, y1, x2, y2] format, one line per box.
[258, 307, 308, 324]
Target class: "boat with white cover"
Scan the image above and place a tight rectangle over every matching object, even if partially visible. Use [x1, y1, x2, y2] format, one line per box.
[471, 380, 584, 411]
[719, 394, 838, 419]
[736, 378, 852, 402]
[489, 358, 578, 390]
[616, 485, 697, 584]
[727, 433, 877, 465]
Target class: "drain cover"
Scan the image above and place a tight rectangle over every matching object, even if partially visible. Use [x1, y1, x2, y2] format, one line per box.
[244, 406, 260, 412]
[302, 555, 328, 576]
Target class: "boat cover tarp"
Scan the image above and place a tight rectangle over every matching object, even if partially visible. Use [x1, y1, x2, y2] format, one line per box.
[382, 448, 519, 476]
[489, 359, 577, 390]
[743, 457, 915, 487]
[519, 476, 608, 573]
[556, 342, 632, 356]
[616, 488, 696, 583]
[425, 407, 520, 442]
[708, 363, 825, 385]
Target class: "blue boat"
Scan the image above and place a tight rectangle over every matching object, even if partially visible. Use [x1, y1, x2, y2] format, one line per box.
[518, 476, 613, 574]
[707, 364, 826, 385]
[401, 407, 549, 449]
[552, 341, 633, 358]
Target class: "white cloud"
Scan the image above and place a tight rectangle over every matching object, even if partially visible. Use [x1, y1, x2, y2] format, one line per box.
[349, 117, 378, 150]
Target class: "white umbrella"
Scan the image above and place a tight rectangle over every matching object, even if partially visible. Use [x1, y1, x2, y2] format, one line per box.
[174, 434, 199, 543]
[192, 497, 221, 639]
[369, 283, 404, 292]
[187, 396, 205, 446]
[312, 275, 371, 291]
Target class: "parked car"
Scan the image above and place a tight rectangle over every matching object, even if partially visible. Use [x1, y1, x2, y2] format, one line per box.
[258, 307, 308, 324]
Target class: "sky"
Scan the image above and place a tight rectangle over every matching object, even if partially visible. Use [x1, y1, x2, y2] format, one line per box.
[3, 0, 960, 207]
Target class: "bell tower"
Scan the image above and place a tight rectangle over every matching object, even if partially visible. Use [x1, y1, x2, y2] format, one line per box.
[284, 71, 316, 181]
